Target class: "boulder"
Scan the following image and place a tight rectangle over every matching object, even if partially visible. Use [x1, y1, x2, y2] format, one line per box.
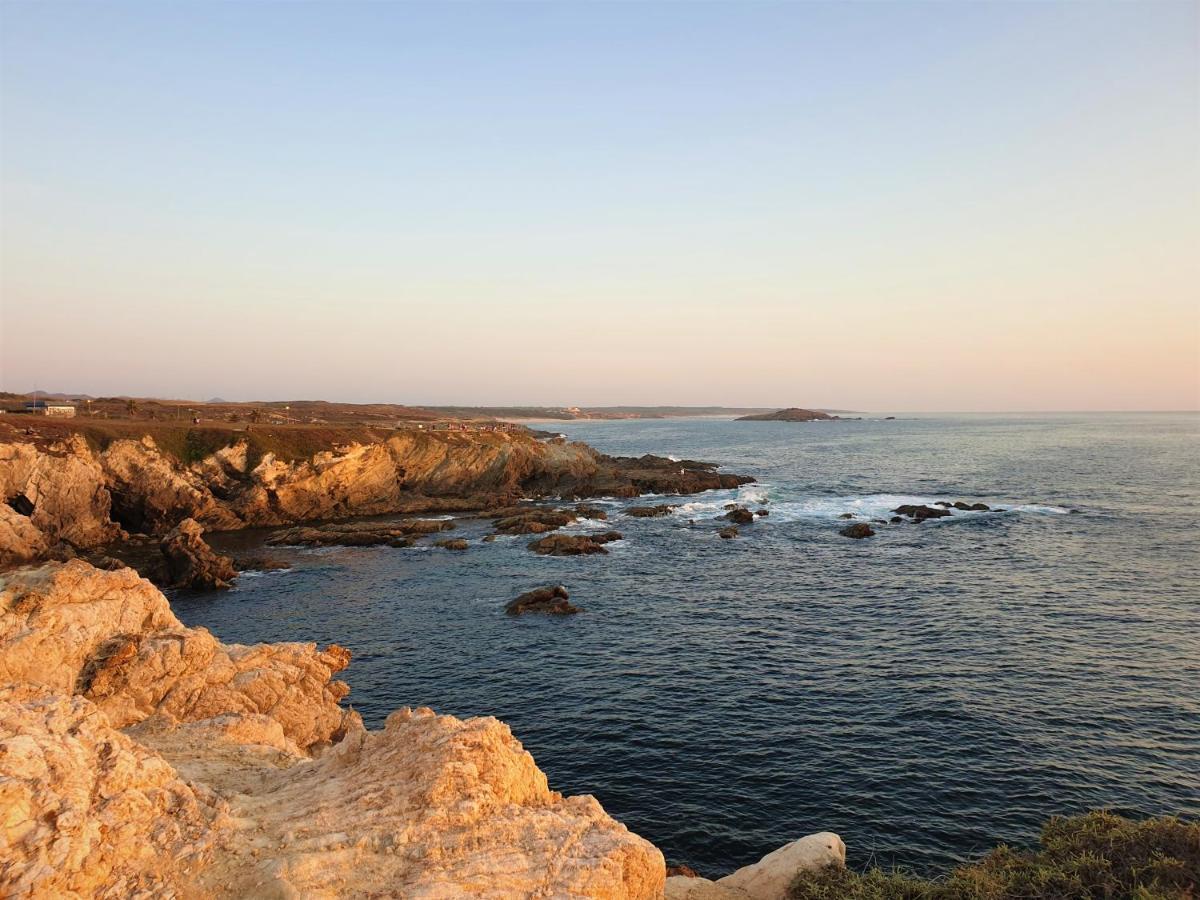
[574, 504, 609, 520]
[755, 509, 769, 517]
[159, 518, 237, 590]
[838, 513, 855, 520]
[505, 585, 580, 615]
[719, 527, 739, 539]
[839, 523, 875, 539]
[725, 507, 755, 525]
[435, 538, 469, 551]
[716, 833, 846, 899]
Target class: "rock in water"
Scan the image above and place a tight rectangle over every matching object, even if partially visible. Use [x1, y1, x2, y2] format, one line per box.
[839, 523, 875, 539]
[725, 507, 755, 525]
[505, 585, 580, 615]
[528, 533, 620, 555]
[159, 518, 237, 590]
[435, 538, 469, 551]
[626, 504, 675, 518]
[892, 504, 952, 522]
[719, 527, 739, 539]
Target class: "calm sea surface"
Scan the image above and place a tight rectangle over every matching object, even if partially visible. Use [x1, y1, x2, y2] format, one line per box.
[178, 413, 1200, 876]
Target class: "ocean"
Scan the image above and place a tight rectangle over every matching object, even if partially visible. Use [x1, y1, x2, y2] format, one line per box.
[178, 412, 1200, 876]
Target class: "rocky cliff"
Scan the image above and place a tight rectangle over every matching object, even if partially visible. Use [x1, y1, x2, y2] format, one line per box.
[0, 561, 667, 898]
[0, 429, 751, 572]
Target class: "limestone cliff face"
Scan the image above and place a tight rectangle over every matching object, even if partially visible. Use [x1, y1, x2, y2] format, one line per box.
[0, 436, 119, 556]
[0, 429, 749, 571]
[0, 562, 667, 898]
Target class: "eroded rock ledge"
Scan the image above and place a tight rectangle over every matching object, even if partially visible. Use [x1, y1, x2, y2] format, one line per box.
[0, 561, 666, 897]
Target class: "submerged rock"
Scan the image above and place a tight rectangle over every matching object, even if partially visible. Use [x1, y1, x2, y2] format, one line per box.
[626, 504, 675, 518]
[505, 585, 579, 615]
[232, 554, 290, 572]
[266, 518, 454, 548]
[719, 527, 739, 539]
[574, 504, 609, 520]
[435, 538, 469, 551]
[839, 523, 875, 539]
[492, 508, 577, 534]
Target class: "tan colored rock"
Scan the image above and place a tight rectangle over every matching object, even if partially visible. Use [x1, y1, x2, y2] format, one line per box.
[159, 517, 237, 590]
[666, 875, 749, 899]
[0, 504, 50, 568]
[716, 832, 846, 899]
[0, 561, 178, 693]
[0, 561, 357, 750]
[100, 437, 242, 533]
[182, 706, 666, 898]
[0, 436, 119, 550]
[0, 686, 228, 900]
[84, 628, 356, 751]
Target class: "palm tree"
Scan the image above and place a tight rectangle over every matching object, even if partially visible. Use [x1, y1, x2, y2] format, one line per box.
[124, 398, 138, 417]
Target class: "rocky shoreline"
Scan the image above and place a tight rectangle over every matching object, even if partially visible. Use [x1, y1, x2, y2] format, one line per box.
[0, 429, 752, 588]
[0, 427, 858, 897]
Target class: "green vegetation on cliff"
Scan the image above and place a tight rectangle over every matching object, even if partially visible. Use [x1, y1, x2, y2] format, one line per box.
[788, 812, 1199, 899]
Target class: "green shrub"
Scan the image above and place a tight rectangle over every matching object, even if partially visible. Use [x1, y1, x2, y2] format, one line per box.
[788, 812, 1199, 900]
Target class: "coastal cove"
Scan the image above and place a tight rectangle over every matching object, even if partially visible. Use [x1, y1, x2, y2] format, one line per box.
[172, 412, 1200, 876]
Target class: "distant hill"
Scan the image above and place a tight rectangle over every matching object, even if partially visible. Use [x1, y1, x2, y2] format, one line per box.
[736, 408, 835, 422]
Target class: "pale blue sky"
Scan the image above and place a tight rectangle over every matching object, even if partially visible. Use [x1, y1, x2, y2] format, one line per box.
[2, 1, 1196, 409]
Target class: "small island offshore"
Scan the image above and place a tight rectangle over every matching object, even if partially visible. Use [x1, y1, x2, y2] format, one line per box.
[736, 408, 838, 422]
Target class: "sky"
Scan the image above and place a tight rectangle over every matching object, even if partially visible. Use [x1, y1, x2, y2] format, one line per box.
[1, 1, 1197, 410]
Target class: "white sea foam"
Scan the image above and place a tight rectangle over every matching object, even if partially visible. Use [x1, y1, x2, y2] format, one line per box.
[661, 488, 1071, 525]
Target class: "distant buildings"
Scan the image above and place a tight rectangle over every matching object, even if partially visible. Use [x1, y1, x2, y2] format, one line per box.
[24, 401, 76, 417]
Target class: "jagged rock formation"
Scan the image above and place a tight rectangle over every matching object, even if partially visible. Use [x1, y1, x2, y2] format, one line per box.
[0, 561, 356, 750]
[0, 562, 667, 897]
[160, 518, 237, 590]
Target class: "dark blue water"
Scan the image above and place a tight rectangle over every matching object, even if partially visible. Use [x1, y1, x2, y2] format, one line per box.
[176, 413, 1200, 876]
